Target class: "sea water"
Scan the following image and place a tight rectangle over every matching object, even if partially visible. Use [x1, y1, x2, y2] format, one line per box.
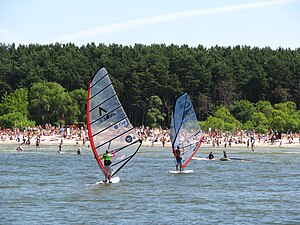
[1, 144, 300, 224]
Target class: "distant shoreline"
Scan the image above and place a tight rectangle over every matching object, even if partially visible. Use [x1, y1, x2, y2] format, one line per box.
[1, 134, 299, 149]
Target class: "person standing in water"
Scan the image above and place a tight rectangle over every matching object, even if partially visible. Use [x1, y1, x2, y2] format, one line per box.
[174, 145, 183, 171]
[223, 150, 228, 159]
[58, 143, 62, 153]
[100, 150, 116, 183]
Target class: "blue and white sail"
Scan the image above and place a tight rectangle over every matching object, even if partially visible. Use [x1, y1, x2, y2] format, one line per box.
[170, 93, 203, 169]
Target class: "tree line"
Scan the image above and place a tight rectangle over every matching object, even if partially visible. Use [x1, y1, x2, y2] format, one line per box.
[0, 43, 299, 132]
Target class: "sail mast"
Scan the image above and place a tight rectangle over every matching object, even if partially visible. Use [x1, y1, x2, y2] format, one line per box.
[87, 80, 106, 174]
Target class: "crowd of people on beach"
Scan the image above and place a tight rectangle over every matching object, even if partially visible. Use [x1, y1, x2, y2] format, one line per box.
[0, 124, 299, 150]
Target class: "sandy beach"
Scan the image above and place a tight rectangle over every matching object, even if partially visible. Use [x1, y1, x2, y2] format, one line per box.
[1, 133, 299, 150]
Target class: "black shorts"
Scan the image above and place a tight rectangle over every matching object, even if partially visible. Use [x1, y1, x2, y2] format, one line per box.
[176, 157, 182, 163]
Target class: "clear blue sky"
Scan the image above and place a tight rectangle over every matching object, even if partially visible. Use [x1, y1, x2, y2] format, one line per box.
[1, 0, 300, 49]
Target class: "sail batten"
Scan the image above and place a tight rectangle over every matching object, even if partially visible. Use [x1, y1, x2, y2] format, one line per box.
[90, 82, 113, 99]
[91, 116, 131, 138]
[94, 127, 135, 150]
[170, 93, 203, 170]
[90, 70, 108, 89]
[90, 105, 123, 126]
[89, 93, 117, 112]
[87, 68, 142, 179]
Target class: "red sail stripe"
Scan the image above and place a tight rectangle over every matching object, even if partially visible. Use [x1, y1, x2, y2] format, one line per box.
[182, 136, 204, 169]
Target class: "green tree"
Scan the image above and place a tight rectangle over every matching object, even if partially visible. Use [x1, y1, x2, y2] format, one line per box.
[69, 88, 88, 123]
[0, 112, 35, 129]
[145, 95, 165, 128]
[213, 106, 241, 132]
[273, 101, 299, 132]
[28, 82, 76, 125]
[229, 100, 255, 123]
[255, 100, 273, 119]
[214, 106, 240, 125]
[0, 88, 29, 115]
[269, 109, 286, 131]
[200, 116, 224, 132]
[0, 88, 34, 129]
[251, 112, 269, 133]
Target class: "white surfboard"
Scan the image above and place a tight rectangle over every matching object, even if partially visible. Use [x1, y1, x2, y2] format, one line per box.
[168, 169, 194, 174]
[97, 176, 120, 184]
[192, 157, 219, 161]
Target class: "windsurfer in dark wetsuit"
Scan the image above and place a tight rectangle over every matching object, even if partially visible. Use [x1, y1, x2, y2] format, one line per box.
[100, 150, 116, 183]
[220, 150, 230, 161]
[174, 145, 183, 171]
[208, 151, 214, 159]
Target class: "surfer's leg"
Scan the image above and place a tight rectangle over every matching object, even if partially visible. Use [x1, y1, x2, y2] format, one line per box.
[107, 173, 112, 183]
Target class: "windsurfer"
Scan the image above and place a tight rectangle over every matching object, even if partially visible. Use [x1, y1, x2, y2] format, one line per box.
[174, 145, 183, 171]
[220, 150, 230, 161]
[208, 151, 214, 159]
[100, 150, 116, 183]
[223, 151, 228, 159]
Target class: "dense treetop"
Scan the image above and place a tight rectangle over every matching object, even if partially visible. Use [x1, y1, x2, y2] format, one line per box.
[0, 43, 299, 131]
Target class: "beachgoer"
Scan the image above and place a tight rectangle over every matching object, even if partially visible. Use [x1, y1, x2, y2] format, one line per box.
[36, 137, 40, 149]
[174, 145, 183, 171]
[77, 147, 81, 155]
[251, 141, 255, 152]
[208, 151, 214, 159]
[58, 143, 62, 153]
[27, 137, 31, 145]
[161, 135, 166, 147]
[223, 150, 228, 159]
[99, 150, 116, 183]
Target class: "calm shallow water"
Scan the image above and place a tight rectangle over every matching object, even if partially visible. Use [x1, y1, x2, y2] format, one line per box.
[1, 144, 300, 225]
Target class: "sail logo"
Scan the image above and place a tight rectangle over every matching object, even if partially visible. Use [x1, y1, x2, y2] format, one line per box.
[182, 113, 197, 124]
[99, 107, 107, 116]
[98, 110, 117, 123]
[125, 135, 133, 143]
[114, 119, 129, 130]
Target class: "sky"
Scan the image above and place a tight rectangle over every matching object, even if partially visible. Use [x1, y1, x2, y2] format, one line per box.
[1, 0, 300, 49]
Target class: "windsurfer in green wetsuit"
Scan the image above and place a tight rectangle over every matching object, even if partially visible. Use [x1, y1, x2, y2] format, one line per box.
[100, 150, 116, 183]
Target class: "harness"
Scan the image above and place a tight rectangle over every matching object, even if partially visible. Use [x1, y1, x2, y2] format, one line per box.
[103, 153, 112, 166]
